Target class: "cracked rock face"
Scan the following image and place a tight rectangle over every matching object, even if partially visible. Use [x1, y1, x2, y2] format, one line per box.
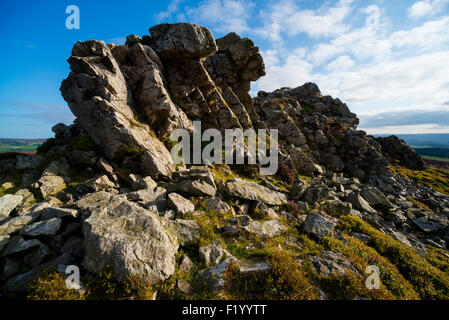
[60, 40, 176, 179]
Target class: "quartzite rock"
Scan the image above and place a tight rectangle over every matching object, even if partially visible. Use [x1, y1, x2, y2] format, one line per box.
[224, 178, 288, 205]
[82, 196, 179, 282]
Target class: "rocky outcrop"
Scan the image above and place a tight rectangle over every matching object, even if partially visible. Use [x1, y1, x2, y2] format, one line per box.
[375, 135, 425, 170]
[1, 22, 449, 300]
[60, 40, 176, 179]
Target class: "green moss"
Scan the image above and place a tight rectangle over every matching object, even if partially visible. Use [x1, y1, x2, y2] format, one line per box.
[426, 247, 449, 273]
[320, 236, 419, 299]
[223, 249, 319, 300]
[392, 165, 449, 195]
[211, 164, 235, 183]
[316, 271, 391, 300]
[298, 174, 313, 183]
[27, 269, 84, 300]
[337, 215, 449, 299]
[28, 266, 156, 301]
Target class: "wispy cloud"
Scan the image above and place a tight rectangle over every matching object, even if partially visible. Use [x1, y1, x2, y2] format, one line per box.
[360, 109, 449, 128]
[0, 100, 67, 111]
[184, 0, 255, 34]
[254, 0, 355, 43]
[156, 0, 184, 21]
[408, 0, 449, 18]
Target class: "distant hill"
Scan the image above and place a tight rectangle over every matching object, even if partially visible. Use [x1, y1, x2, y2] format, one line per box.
[0, 138, 45, 153]
[375, 133, 449, 149]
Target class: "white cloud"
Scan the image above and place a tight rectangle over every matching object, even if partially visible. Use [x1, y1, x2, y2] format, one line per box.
[256, 47, 449, 133]
[156, 0, 183, 21]
[184, 0, 254, 34]
[255, 49, 314, 92]
[308, 43, 345, 65]
[327, 55, 355, 71]
[254, 0, 355, 42]
[284, 0, 354, 38]
[408, 0, 449, 18]
[305, 5, 390, 64]
[390, 16, 449, 51]
[319, 51, 449, 112]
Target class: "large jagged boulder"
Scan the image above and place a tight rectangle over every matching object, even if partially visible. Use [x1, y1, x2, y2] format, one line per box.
[60, 40, 176, 179]
[375, 135, 425, 170]
[82, 196, 179, 282]
[149, 23, 217, 60]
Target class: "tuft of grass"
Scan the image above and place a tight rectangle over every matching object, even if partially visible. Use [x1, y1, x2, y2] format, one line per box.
[27, 269, 84, 300]
[223, 249, 319, 300]
[28, 267, 154, 300]
[337, 215, 449, 299]
[426, 247, 449, 273]
[392, 165, 449, 195]
[320, 236, 419, 300]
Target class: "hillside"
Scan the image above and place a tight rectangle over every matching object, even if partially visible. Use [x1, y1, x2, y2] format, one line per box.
[0, 23, 448, 301]
[0, 139, 45, 153]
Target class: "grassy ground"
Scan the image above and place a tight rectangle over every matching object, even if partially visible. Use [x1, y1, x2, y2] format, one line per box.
[422, 156, 449, 162]
[391, 165, 449, 195]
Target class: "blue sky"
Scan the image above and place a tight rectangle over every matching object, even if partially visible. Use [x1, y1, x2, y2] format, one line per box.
[0, 0, 448, 138]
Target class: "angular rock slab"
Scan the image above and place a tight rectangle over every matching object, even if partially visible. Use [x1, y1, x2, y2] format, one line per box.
[0, 235, 42, 257]
[20, 218, 62, 237]
[167, 193, 195, 215]
[244, 220, 287, 239]
[0, 211, 41, 236]
[303, 212, 336, 240]
[0, 194, 24, 220]
[224, 178, 288, 205]
[37, 175, 66, 199]
[82, 196, 179, 282]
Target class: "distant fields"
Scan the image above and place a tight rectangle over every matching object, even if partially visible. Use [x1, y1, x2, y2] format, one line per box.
[414, 148, 449, 161]
[0, 138, 45, 153]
